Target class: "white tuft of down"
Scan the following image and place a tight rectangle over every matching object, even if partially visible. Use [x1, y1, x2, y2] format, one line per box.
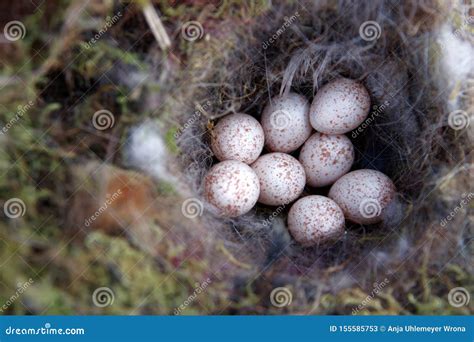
[125, 121, 172, 182]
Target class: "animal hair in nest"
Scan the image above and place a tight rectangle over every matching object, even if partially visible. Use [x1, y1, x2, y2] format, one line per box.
[171, 0, 472, 311]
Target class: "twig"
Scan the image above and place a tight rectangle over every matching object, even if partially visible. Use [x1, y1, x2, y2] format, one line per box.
[142, 1, 171, 51]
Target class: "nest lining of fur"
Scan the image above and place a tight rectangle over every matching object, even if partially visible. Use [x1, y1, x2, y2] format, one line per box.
[170, 0, 472, 310]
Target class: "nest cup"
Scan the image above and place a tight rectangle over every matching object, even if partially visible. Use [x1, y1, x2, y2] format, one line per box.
[174, 0, 471, 312]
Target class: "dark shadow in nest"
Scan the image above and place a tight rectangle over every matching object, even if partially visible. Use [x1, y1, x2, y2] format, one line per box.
[176, 0, 463, 306]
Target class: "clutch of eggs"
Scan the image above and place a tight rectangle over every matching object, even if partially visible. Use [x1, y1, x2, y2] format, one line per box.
[205, 78, 396, 247]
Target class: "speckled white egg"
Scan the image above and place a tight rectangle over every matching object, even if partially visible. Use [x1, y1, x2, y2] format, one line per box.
[204, 160, 260, 217]
[211, 113, 264, 164]
[251, 153, 306, 206]
[299, 133, 355, 187]
[260, 93, 312, 153]
[328, 169, 396, 224]
[310, 78, 370, 134]
[288, 195, 345, 246]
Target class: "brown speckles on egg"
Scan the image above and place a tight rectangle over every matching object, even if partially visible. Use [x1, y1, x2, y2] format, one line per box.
[204, 160, 260, 217]
[288, 195, 345, 246]
[299, 133, 355, 187]
[251, 153, 306, 206]
[309, 78, 370, 134]
[211, 113, 264, 164]
[261, 93, 312, 153]
[328, 169, 396, 224]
